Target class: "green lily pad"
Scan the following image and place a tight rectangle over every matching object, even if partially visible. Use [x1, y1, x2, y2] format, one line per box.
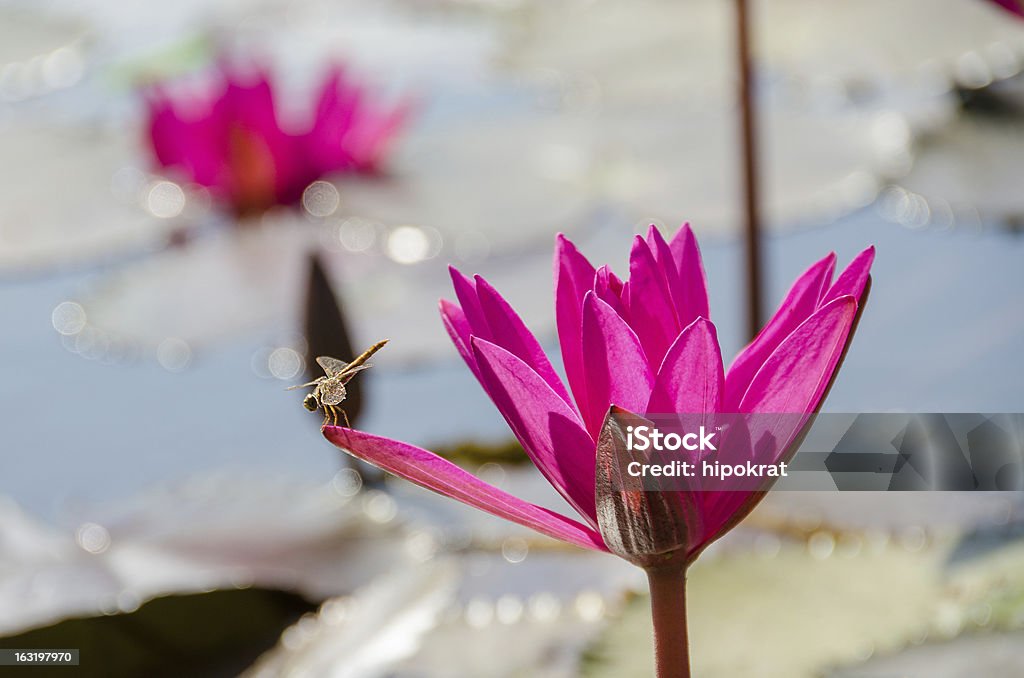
[0, 588, 313, 678]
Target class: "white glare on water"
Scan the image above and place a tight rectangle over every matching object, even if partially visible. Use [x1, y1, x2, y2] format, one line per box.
[302, 181, 340, 217]
[574, 591, 606, 621]
[268, 347, 303, 380]
[332, 468, 363, 497]
[808, 531, 836, 560]
[406, 530, 438, 562]
[52, 301, 86, 335]
[116, 591, 140, 613]
[528, 593, 560, 622]
[338, 218, 377, 252]
[76, 523, 111, 554]
[362, 491, 397, 523]
[156, 337, 191, 372]
[495, 595, 524, 624]
[386, 225, 441, 264]
[955, 51, 992, 90]
[465, 598, 494, 629]
[501, 536, 529, 564]
[145, 181, 186, 219]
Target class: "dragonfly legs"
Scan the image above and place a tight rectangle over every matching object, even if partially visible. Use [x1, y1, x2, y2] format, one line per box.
[321, 404, 351, 428]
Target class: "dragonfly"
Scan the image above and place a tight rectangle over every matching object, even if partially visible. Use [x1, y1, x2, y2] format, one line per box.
[288, 339, 388, 427]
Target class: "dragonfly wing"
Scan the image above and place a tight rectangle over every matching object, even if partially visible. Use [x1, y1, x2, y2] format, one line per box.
[339, 364, 372, 382]
[316, 356, 348, 377]
[285, 378, 324, 391]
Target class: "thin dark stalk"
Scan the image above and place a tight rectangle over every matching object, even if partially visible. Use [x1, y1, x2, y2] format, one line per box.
[736, 0, 764, 340]
[645, 564, 691, 678]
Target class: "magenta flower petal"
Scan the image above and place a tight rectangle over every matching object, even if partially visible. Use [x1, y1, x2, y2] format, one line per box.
[627, 235, 680, 367]
[304, 66, 408, 173]
[446, 267, 575, 409]
[668, 224, 710, 326]
[470, 337, 598, 527]
[438, 299, 481, 381]
[473, 275, 574, 406]
[594, 265, 629, 318]
[343, 105, 409, 173]
[738, 295, 858, 414]
[304, 67, 361, 172]
[580, 292, 654, 436]
[322, 427, 607, 551]
[691, 295, 861, 552]
[645, 225, 684, 307]
[647, 318, 724, 414]
[822, 246, 875, 304]
[723, 252, 837, 409]
[554, 234, 598, 421]
[448, 266, 490, 337]
[148, 100, 225, 190]
[219, 73, 306, 206]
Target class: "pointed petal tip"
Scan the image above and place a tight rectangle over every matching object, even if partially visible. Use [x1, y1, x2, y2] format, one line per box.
[439, 299, 467, 329]
[686, 315, 719, 337]
[676, 222, 694, 238]
[448, 265, 479, 293]
[554, 232, 577, 252]
[848, 245, 875, 264]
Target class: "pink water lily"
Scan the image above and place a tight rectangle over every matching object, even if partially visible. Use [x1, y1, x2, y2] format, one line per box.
[323, 224, 873, 560]
[145, 61, 407, 217]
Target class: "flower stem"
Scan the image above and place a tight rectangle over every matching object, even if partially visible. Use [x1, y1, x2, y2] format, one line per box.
[645, 563, 691, 678]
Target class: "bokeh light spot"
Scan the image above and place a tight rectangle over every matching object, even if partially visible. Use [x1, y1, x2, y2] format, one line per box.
[52, 301, 86, 335]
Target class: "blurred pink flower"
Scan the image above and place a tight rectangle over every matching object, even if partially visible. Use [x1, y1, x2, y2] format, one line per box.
[324, 225, 873, 561]
[987, 0, 1024, 16]
[145, 62, 407, 217]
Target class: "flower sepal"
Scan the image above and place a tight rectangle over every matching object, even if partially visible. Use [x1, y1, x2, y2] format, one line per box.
[595, 406, 701, 569]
